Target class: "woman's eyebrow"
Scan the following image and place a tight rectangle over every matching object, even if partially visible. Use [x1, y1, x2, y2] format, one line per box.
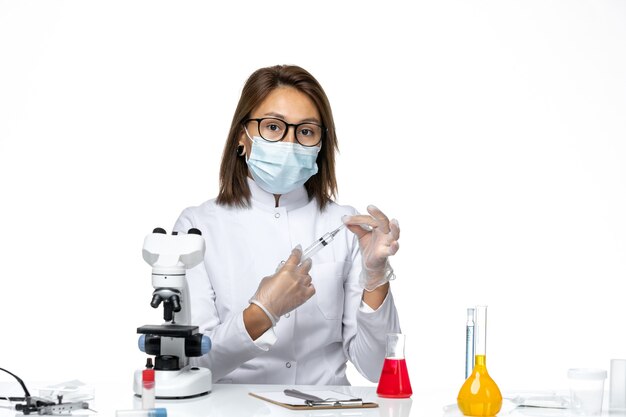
[263, 112, 321, 124]
[262, 111, 285, 119]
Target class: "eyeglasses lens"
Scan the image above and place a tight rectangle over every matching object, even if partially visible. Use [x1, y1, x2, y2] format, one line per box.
[258, 118, 321, 146]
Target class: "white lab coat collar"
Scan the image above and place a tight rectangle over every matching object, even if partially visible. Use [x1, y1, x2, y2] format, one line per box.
[247, 177, 310, 211]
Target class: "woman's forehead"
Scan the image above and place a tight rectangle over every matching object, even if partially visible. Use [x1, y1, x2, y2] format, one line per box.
[253, 86, 321, 124]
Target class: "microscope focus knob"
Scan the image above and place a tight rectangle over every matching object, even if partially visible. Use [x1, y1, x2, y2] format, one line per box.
[152, 227, 166, 234]
[188, 228, 202, 235]
[155, 355, 180, 371]
[185, 334, 212, 357]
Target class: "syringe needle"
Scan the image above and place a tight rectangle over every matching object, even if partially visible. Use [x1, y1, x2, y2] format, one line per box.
[301, 223, 345, 262]
[329, 223, 346, 237]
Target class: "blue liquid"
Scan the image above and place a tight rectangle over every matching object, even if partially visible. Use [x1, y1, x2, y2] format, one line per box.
[465, 325, 474, 379]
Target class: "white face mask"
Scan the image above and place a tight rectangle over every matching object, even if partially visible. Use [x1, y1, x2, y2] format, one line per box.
[245, 136, 320, 195]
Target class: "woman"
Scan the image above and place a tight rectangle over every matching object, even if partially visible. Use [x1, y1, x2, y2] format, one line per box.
[173, 65, 401, 385]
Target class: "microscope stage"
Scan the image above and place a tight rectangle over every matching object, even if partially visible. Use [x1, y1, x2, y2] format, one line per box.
[137, 324, 199, 337]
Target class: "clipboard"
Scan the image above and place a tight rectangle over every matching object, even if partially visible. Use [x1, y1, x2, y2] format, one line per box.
[249, 389, 378, 410]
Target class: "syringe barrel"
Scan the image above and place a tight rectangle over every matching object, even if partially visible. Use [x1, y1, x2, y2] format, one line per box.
[301, 239, 325, 262]
[301, 233, 334, 261]
[299, 227, 342, 263]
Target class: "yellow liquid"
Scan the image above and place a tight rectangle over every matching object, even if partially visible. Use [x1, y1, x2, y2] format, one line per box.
[457, 355, 502, 417]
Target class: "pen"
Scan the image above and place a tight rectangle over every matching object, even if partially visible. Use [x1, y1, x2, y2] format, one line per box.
[283, 389, 363, 406]
[303, 400, 364, 407]
[283, 389, 325, 402]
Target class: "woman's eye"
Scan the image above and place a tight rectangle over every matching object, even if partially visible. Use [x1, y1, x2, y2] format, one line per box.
[298, 124, 319, 137]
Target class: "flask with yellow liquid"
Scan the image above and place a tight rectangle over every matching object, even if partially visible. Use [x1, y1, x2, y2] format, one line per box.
[457, 305, 502, 417]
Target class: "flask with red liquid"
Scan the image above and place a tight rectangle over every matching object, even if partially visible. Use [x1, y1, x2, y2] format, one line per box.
[376, 333, 413, 398]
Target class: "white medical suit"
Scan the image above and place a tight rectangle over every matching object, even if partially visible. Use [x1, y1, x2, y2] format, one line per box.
[173, 178, 401, 385]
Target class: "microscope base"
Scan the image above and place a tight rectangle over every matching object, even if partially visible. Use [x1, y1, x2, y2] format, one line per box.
[133, 365, 212, 399]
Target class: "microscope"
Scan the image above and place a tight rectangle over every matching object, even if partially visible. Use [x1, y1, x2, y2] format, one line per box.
[133, 227, 213, 399]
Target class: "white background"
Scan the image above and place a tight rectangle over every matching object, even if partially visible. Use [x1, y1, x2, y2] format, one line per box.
[1, 0, 625, 403]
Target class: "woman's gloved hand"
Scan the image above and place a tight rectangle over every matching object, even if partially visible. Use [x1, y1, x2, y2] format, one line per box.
[343, 205, 400, 291]
[249, 246, 315, 326]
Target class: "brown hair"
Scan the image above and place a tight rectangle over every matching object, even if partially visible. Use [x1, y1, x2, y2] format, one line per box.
[216, 65, 338, 210]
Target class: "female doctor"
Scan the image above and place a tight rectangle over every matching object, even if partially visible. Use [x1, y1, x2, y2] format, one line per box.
[173, 65, 402, 385]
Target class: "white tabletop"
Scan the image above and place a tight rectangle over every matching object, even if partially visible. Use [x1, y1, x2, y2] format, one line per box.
[99, 383, 415, 417]
[1, 382, 416, 417]
[3, 382, 626, 417]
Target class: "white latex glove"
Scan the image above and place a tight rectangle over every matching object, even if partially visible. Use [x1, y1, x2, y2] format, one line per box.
[343, 205, 400, 291]
[249, 246, 315, 325]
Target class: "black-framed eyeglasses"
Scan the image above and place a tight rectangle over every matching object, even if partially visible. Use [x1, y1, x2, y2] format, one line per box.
[243, 118, 325, 147]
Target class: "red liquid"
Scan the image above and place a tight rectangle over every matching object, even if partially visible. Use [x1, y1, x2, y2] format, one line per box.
[376, 358, 413, 398]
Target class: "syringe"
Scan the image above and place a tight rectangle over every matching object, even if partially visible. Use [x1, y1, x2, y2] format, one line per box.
[301, 223, 346, 262]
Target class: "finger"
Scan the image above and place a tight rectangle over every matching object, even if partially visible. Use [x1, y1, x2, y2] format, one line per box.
[302, 275, 313, 287]
[342, 214, 378, 229]
[284, 245, 303, 267]
[298, 257, 313, 273]
[367, 205, 390, 233]
[388, 241, 399, 256]
[345, 224, 370, 240]
[390, 218, 400, 241]
[305, 284, 316, 299]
